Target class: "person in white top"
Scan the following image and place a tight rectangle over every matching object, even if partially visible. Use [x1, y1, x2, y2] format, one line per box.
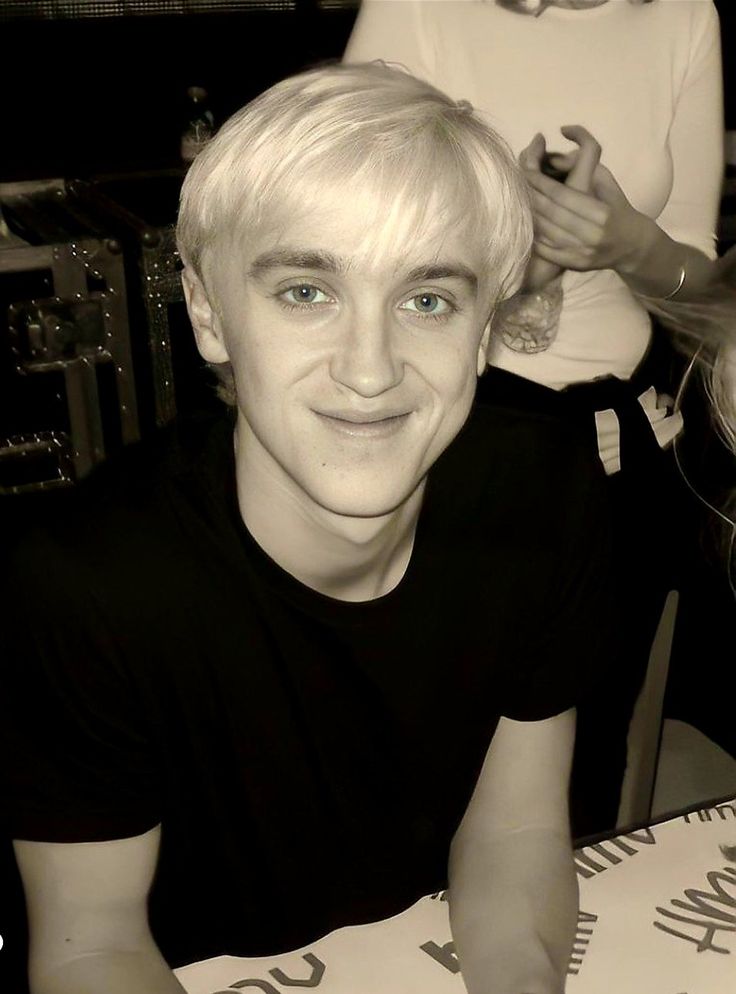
[345, 0, 725, 834]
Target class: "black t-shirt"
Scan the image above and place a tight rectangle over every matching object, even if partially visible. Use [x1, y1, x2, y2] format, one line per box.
[0, 402, 616, 968]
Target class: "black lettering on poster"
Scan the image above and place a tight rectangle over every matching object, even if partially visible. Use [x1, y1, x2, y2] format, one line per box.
[221, 982, 281, 993]
[574, 827, 656, 879]
[625, 828, 656, 846]
[217, 954, 326, 992]
[566, 910, 598, 977]
[654, 866, 736, 954]
[420, 939, 461, 974]
[682, 803, 736, 825]
[270, 954, 326, 987]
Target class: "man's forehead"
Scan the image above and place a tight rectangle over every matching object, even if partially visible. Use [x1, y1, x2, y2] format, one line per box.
[225, 180, 488, 283]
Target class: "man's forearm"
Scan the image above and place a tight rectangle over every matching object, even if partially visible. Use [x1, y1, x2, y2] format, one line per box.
[30, 947, 187, 994]
[448, 825, 578, 994]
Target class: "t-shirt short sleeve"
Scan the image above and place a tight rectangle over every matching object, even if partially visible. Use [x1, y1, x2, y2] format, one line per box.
[497, 438, 620, 723]
[0, 524, 162, 843]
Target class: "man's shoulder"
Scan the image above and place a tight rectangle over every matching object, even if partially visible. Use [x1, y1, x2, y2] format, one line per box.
[4, 411, 233, 598]
[443, 401, 596, 490]
[79, 408, 230, 507]
[427, 400, 606, 551]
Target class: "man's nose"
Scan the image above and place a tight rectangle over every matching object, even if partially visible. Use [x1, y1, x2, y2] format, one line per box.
[329, 313, 404, 398]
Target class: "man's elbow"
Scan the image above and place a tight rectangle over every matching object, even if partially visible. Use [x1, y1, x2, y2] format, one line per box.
[28, 941, 183, 994]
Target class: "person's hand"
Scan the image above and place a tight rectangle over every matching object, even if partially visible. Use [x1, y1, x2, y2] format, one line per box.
[522, 124, 601, 193]
[518, 126, 602, 291]
[522, 125, 654, 277]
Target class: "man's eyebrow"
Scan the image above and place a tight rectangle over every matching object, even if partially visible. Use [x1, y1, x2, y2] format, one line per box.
[248, 249, 345, 279]
[403, 263, 478, 292]
[248, 250, 479, 292]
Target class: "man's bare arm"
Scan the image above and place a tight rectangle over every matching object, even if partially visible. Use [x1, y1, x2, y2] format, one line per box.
[14, 824, 187, 994]
[448, 709, 578, 994]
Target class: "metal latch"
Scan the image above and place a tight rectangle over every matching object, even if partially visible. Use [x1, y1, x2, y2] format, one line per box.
[0, 432, 74, 494]
[7, 296, 109, 372]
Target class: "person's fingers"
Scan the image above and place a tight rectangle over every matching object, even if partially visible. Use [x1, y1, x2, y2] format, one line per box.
[533, 211, 598, 251]
[530, 238, 587, 270]
[547, 150, 577, 172]
[522, 254, 565, 292]
[525, 169, 609, 226]
[530, 185, 603, 234]
[560, 124, 602, 192]
[519, 132, 546, 170]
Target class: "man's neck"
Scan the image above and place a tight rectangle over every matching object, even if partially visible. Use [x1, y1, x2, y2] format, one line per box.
[232, 427, 425, 603]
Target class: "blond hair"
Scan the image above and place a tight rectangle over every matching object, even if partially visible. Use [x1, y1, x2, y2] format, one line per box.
[640, 265, 736, 453]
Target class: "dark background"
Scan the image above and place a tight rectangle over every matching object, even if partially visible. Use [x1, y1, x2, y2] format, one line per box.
[0, 2, 734, 991]
[0, 1, 360, 182]
[0, 1, 732, 181]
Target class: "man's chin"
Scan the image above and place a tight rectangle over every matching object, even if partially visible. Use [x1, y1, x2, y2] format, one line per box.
[320, 499, 415, 521]
[308, 483, 423, 521]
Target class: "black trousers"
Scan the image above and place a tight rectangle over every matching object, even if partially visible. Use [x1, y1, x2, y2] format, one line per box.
[477, 349, 679, 838]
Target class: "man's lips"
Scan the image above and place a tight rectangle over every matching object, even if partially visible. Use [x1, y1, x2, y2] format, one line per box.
[315, 408, 411, 424]
[314, 409, 412, 437]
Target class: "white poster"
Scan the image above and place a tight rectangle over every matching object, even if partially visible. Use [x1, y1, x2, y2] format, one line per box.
[176, 797, 736, 994]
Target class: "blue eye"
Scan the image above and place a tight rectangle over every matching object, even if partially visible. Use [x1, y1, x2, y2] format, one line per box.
[400, 293, 452, 317]
[280, 284, 330, 307]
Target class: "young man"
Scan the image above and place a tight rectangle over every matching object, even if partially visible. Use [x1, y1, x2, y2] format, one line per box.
[1, 63, 616, 994]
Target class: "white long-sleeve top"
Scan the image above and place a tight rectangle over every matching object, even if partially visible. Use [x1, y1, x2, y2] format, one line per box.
[345, 0, 724, 389]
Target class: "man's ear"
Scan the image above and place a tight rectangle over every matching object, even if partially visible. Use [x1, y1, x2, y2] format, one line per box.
[181, 266, 230, 364]
[477, 311, 494, 376]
